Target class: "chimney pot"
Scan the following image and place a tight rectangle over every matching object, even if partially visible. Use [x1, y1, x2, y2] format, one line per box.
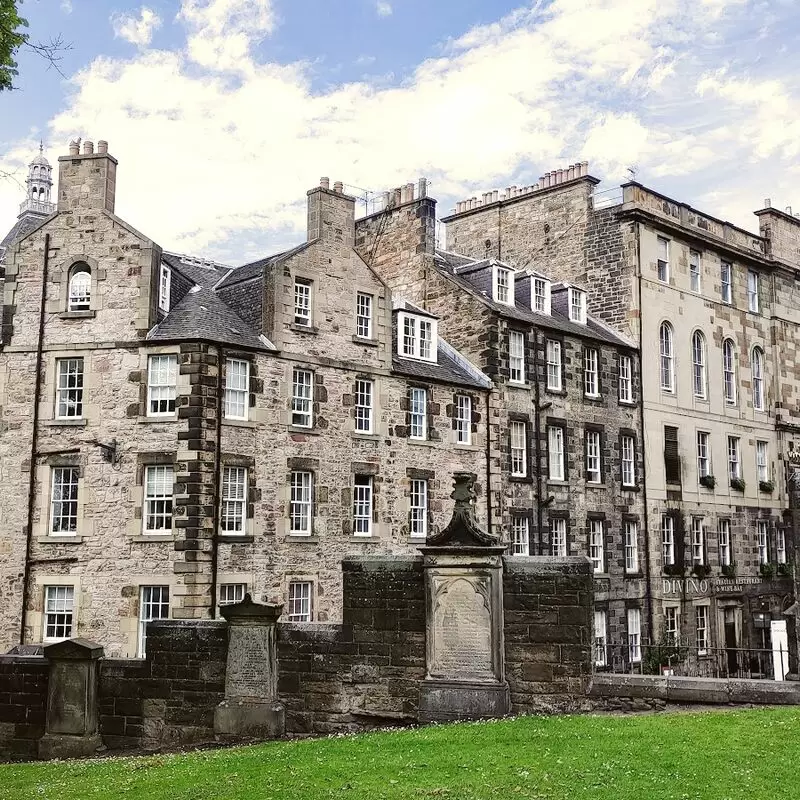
[333, 180, 343, 194]
[567, 166, 575, 181]
[492, 190, 499, 202]
[418, 177, 427, 199]
[785, 206, 793, 216]
[556, 169, 563, 184]
[320, 177, 330, 190]
[68, 138, 81, 156]
[581, 160, 589, 176]
[97, 140, 108, 154]
[83, 140, 94, 155]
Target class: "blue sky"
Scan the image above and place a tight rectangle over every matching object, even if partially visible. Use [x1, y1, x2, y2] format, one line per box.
[3, 0, 800, 264]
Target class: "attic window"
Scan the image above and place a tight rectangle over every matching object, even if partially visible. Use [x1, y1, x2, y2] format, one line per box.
[532, 276, 551, 315]
[159, 264, 171, 313]
[398, 311, 437, 362]
[568, 287, 587, 324]
[493, 265, 515, 306]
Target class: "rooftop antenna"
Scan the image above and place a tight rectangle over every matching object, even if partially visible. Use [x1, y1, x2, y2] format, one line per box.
[627, 165, 639, 181]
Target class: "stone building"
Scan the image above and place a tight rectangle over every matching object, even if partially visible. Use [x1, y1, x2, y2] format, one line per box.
[441, 166, 800, 667]
[0, 142, 491, 657]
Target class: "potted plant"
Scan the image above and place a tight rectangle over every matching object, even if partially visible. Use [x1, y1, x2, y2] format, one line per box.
[730, 477, 746, 492]
[759, 479, 775, 493]
[692, 563, 710, 579]
[663, 563, 685, 577]
[721, 562, 737, 578]
[777, 562, 793, 577]
[699, 474, 716, 489]
[760, 562, 775, 579]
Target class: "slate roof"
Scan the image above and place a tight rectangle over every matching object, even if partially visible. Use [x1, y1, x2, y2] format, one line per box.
[0, 212, 50, 266]
[162, 252, 232, 289]
[434, 250, 633, 348]
[216, 242, 311, 289]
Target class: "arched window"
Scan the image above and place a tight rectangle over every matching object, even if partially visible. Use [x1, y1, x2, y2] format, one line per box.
[752, 347, 765, 411]
[722, 338, 737, 405]
[68, 263, 91, 312]
[691, 331, 707, 399]
[659, 322, 674, 392]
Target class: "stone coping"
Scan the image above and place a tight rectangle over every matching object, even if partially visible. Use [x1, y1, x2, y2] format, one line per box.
[504, 556, 592, 575]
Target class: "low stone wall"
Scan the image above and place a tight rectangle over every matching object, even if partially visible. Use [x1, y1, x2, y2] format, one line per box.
[0, 656, 49, 760]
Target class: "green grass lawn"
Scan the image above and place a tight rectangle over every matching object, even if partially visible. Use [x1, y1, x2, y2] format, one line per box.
[1, 708, 798, 800]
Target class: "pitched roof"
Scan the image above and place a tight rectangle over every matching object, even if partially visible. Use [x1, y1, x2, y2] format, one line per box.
[0, 212, 50, 266]
[162, 252, 232, 289]
[216, 242, 311, 289]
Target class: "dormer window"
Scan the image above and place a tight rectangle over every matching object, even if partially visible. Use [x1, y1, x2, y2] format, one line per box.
[158, 264, 171, 313]
[399, 312, 437, 362]
[568, 288, 587, 324]
[532, 276, 551, 315]
[67, 263, 91, 312]
[493, 265, 515, 306]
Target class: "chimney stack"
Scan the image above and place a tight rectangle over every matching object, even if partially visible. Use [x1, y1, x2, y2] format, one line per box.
[68, 138, 81, 156]
[307, 175, 355, 245]
[320, 177, 330, 190]
[58, 137, 117, 214]
[82, 140, 94, 155]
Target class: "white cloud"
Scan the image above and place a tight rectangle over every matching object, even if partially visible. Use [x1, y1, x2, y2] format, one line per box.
[110, 7, 162, 47]
[375, 2, 393, 17]
[61, 0, 73, 14]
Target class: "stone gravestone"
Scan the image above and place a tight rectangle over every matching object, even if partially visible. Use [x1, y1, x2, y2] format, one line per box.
[214, 595, 286, 739]
[418, 472, 510, 722]
[38, 638, 104, 759]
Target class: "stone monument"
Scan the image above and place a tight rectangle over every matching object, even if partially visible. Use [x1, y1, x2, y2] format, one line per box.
[38, 638, 104, 759]
[418, 472, 510, 722]
[214, 595, 286, 739]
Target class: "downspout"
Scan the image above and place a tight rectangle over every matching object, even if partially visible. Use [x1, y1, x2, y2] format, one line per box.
[497, 205, 502, 261]
[533, 328, 544, 555]
[484, 390, 493, 536]
[19, 232, 50, 643]
[209, 343, 224, 619]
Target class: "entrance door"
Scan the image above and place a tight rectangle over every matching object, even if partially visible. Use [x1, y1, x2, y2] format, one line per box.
[771, 620, 789, 681]
[724, 608, 738, 676]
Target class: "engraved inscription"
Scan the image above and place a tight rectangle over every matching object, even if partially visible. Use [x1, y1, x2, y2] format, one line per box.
[226, 626, 272, 699]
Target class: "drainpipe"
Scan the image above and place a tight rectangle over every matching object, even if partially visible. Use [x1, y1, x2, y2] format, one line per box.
[20, 233, 50, 643]
[484, 391, 493, 536]
[533, 328, 545, 554]
[209, 344, 224, 618]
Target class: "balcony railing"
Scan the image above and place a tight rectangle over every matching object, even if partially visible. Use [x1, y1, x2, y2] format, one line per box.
[20, 199, 56, 215]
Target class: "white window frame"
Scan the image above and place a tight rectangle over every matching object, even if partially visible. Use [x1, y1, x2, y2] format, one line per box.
[55, 357, 84, 419]
[747, 270, 759, 313]
[691, 518, 705, 565]
[291, 367, 314, 428]
[664, 606, 679, 645]
[689, 250, 701, 293]
[627, 608, 642, 663]
[659, 322, 674, 393]
[719, 519, 732, 567]
[723, 339, 737, 406]
[546, 339, 562, 391]
[289, 471, 313, 536]
[354, 378, 374, 434]
[409, 478, 428, 539]
[756, 440, 769, 484]
[43, 585, 75, 641]
[757, 520, 769, 565]
[594, 609, 608, 667]
[147, 354, 177, 417]
[721, 261, 732, 304]
[493, 265, 514, 305]
[158, 263, 171, 313]
[50, 466, 79, 535]
[68, 267, 91, 312]
[455, 394, 471, 445]
[219, 583, 246, 606]
[220, 466, 247, 535]
[777, 528, 787, 565]
[223, 358, 249, 421]
[356, 292, 373, 339]
[662, 515, 675, 566]
[752, 347, 765, 411]
[696, 606, 709, 655]
[509, 330, 526, 384]
[624, 520, 639, 573]
[589, 519, 605, 574]
[548, 425, 565, 481]
[511, 516, 530, 556]
[727, 436, 741, 481]
[510, 420, 527, 478]
[138, 585, 169, 658]
[621, 435, 636, 487]
[531, 276, 550, 314]
[409, 387, 427, 440]
[657, 236, 669, 282]
[691, 331, 707, 399]
[568, 287, 587, 323]
[143, 465, 174, 535]
[618, 354, 633, 403]
[294, 278, 312, 327]
[550, 517, 567, 557]
[586, 429, 601, 483]
[584, 347, 599, 397]
[696, 431, 710, 479]
[398, 312, 437, 362]
[353, 475, 373, 537]
[288, 581, 313, 622]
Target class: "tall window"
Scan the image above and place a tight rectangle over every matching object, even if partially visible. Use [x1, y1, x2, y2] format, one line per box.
[138, 586, 169, 658]
[757, 520, 769, 564]
[219, 583, 246, 606]
[619, 354, 633, 403]
[696, 607, 709, 655]
[720, 261, 732, 304]
[409, 387, 427, 440]
[50, 467, 79, 535]
[511, 516, 529, 556]
[546, 340, 562, 390]
[777, 528, 787, 565]
[67, 264, 91, 311]
[664, 425, 681, 485]
[696, 431, 710, 479]
[723, 339, 737, 405]
[752, 347, 765, 411]
[55, 357, 84, 419]
[494, 266, 513, 304]
[509, 331, 525, 384]
[147, 354, 177, 416]
[627, 608, 642, 663]
[400, 314, 435, 361]
[691, 331, 707, 399]
[747, 270, 759, 312]
[657, 237, 669, 282]
[353, 475, 373, 536]
[455, 394, 471, 445]
[158, 263, 171, 312]
[718, 519, 732, 567]
[548, 426, 565, 480]
[586, 430, 601, 483]
[44, 586, 74, 641]
[589, 519, 605, 573]
[220, 467, 247, 534]
[356, 292, 373, 339]
[289, 471, 313, 536]
[551, 518, 567, 557]
[664, 607, 679, 645]
[224, 358, 249, 421]
[409, 479, 428, 538]
[584, 347, 599, 397]
[291, 368, 314, 428]
[624, 520, 639, 573]
[294, 278, 312, 326]
[727, 436, 741, 481]
[659, 322, 674, 392]
[532, 277, 550, 314]
[288, 581, 312, 622]
[510, 421, 527, 477]
[594, 609, 608, 667]
[691, 518, 705, 565]
[662, 515, 675, 566]
[621, 435, 636, 487]
[568, 288, 587, 323]
[756, 441, 769, 483]
[354, 379, 374, 434]
[689, 250, 701, 293]
[143, 466, 174, 534]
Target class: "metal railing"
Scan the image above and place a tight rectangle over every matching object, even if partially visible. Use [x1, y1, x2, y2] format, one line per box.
[20, 199, 56, 215]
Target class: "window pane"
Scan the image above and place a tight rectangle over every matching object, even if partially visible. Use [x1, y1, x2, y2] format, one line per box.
[289, 471, 313, 535]
[511, 516, 529, 556]
[410, 388, 427, 439]
[353, 475, 373, 536]
[68, 269, 91, 311]
[144, 465, 174, 533]
[584, 348, 598, 396]
[659, 324, 674, 392]
[288, 581, 312, 622]
[589, 519, 604, 573]
[56, 358, 84, 419]
[294, 280, 311, 326]
[147, 355, 177, 416]
[548, 426, 564, 480]
[625, 521, 639, 573]
[409, 479, 428, 538]
[224, 359, 249, 420]
[356, 292, 373, 339]
[550, 518, 566, 557]
[44, 586, 74, 640]
[139, 586, 169, 657]
[221, 467, 247, 533]
[510, 421, 527, 477]
[546, 340, 562, 390]
[455, 395, 471, 444]
[219, 583, 246, 605]
[509, 331, 525, 383]
[354, 379, 373, 433]
[291, 368, 314, 427]
[51, 467, 79, 534]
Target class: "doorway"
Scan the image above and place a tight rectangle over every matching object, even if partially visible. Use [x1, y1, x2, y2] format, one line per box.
[724, 607, 738, 676]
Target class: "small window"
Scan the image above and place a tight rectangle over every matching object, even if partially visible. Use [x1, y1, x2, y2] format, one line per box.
[493, 266, 514, 305]
[354, 378, 374, 434]
[511, 516, 529, 556]
[691, 518, 705, 565]
[158, 264, 171, 313]
[568, 287, 587, 323]
[289, 471, 313, 536]
[546, 340, 562, 391]
[756, 441, 769, 483]
[147, 355, 177, 416]
[718, 519, 732, 566]
[138, 586, 169, 658]
[509, 331, 526, 384]
[221, 467, 247, 534]
[627, 608, 642, 663]
[55, 357, 84, 419]
[618, 354, 633, 403]
[747, 270, 759, 313]
[44, 586, 74, 641]
[696, 431, 710, 479]
[584, 347, 599, 397]
[664, 607, 679, 645]
[67, 264, 91, 312]
[777, 528, 787, 565]
[659, 322, 674, 392]
[409, 479, 428, 538]
[723, 339, 737, 405]
[455, 394, 471, 445]
[696, 606, 709, 655]
[143, 465, 174, 534]
[550, 518, 567, 557]
[594, 609, 608, 667]
[589, 519, 605, 573]
[353, 475, 373, 536]
[752, 347, 765, 411]
[691, 331, 707, 399]
[409, 387, 427, 440]
[224, 358, 249, 421]
[288, 581, 313, 622]
[720, 261, 732, 304]
[727, 436, 741, 481]
[50, 467, 79, 535]
[757, 520, 769, 564]
[662, 515, 675, 566]
[532, 277, 550, 314]
[689, 250, 701, 293]
[399, 313, 437, 362]
[548, 426, 565, 481]
[356, 292, 373, 339]
[586, 430, 601, 483]
[291, 368, 314, 428]
[657, 237, 669, 282]
[621, 435, 636, 487]
[510, 420, 527, 477]
[219, 583, 246, 606]
[294, 278, 312, 326]
[624, 521, 639, 573]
